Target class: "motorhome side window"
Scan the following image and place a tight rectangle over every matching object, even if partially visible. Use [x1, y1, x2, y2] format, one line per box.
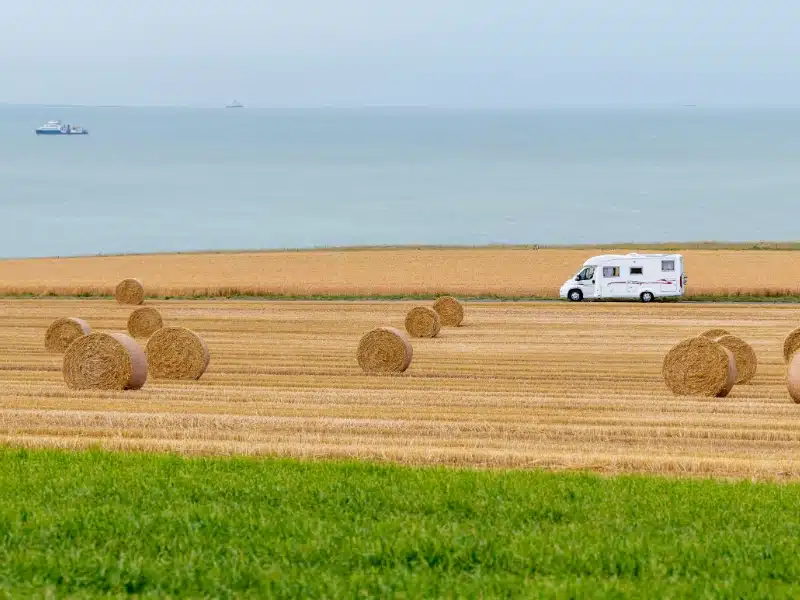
[661, 260, 675, 271]
[602, 266, 620, 277]
[630, 267, 643, 275]
[576, 267, 595, 280]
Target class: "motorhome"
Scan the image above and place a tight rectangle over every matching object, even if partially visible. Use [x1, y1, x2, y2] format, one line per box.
[559, 253, 686, 302]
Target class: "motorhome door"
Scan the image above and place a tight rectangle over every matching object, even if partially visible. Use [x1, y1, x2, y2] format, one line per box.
[574, 265, 596, 298]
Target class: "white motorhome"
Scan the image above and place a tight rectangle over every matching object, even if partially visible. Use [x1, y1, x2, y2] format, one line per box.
[559, 253, 686, 302]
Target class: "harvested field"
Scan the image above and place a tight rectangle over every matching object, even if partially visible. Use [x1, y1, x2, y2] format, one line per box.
[0, 298, 799, 479]
[3, 248, 800, 298]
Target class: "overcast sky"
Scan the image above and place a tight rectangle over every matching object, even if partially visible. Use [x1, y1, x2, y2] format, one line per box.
[2, 0, 799, 107]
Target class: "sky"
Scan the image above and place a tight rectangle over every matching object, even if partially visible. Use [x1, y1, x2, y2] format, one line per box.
[2, 0, 800, 108]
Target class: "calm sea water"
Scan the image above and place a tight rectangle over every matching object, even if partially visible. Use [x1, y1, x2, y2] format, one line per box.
[1, 105, 800, 258]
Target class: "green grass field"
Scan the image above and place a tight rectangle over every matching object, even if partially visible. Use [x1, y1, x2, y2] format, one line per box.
[0, 449, 798, 598]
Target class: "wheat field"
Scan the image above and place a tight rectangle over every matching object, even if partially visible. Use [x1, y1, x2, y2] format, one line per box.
[2, 247, 800, 297]
[1, 298, 798, 480]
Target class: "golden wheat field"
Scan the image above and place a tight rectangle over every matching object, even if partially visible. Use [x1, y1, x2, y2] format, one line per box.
[2, 247, 800, 297]
[1, 297, 799, 480]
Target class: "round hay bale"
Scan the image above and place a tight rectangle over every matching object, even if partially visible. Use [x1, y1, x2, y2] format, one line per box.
[404, 306, 441, 338]
[127, 307, 163, 339]
[63, 332, 147, 390]
[699, 328, 730, 339]
[432, 296, 464, 327]
[115, 278, 144, 305]
[145, 327, 210, 380]
[44, 317, 91, 353]
[783, 327, 800, 363]
[662, 336, 736, 397]
[713, 334, 757, 384]
[357, 326, 413, 374]
[786, 353, 800, 404]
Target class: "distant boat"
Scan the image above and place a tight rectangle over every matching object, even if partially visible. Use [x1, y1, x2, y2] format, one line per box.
[225, 101, 244, 108]
[35, 120, 89, 135]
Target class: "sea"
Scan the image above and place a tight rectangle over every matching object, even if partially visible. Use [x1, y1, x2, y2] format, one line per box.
[2, 104, 800, 258]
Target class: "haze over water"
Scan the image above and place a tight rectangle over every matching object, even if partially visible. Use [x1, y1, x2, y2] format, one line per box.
[2, 104, 800, 258]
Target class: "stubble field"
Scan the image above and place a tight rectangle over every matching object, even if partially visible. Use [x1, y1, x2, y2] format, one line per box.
[2, 298, 799, 480]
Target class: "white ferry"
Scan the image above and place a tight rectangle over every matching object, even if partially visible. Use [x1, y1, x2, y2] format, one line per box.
[35, 120, 89, 135]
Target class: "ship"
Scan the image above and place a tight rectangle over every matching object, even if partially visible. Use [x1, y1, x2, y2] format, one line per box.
[225, 100, 244, 108]
[35, 120, 89, 135]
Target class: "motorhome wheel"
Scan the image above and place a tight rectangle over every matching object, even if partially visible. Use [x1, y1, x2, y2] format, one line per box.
[568, 289, 583, 302]
[640, 291, 654, 303]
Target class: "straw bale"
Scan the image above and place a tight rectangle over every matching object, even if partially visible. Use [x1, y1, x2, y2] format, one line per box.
[145, 326, 210, 380]
[713, 334, 757, 384]
[404, 306, 441, 338]
[662, 336, 736, 397]
[127, 307, 163, 339]
[786, 353, 800, 404]
[45, 317, 91, 353]
[115, 278, 144, 305]
[357, 327, 413, 374]
[699, 328, 730, 339]
[63, 332, 147, 390]
[783, 327, 800, 363]
[432, 296, 464, 327]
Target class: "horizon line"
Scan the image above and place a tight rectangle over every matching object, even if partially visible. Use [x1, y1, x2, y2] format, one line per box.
[5, 101, 800, 111]
[2, 241, 799, 261]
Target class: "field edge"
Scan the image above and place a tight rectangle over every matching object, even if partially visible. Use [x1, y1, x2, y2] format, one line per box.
[0, 443, 797, 484]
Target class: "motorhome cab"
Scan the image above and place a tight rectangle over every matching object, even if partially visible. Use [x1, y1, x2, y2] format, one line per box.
[559, 253, 686, 302]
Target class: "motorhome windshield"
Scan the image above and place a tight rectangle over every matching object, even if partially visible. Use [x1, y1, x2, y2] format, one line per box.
[575, 266, 595, 281]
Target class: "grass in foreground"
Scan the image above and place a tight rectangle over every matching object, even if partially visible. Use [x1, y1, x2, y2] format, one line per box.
[0, 449, 798, 598]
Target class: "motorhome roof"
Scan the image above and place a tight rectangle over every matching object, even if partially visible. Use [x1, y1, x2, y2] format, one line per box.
[582, 253, 681, 265]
